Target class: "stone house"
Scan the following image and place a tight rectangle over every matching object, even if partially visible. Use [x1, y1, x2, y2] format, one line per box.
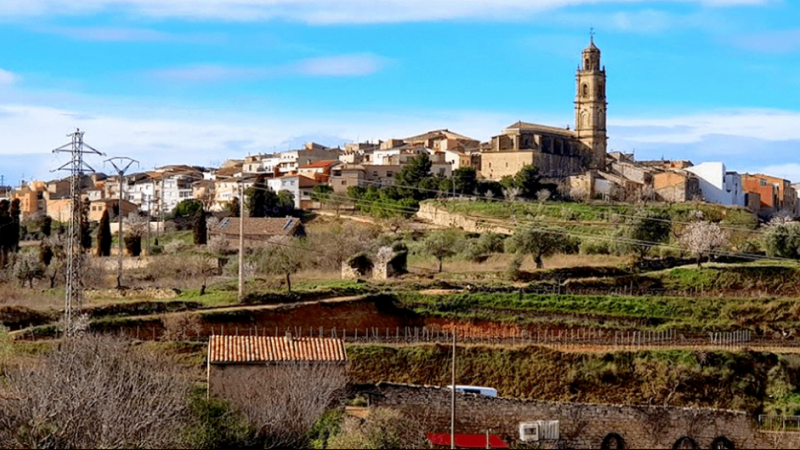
[207, 335, 347, 404]
[652, 171, 701, 203]
[209, 216, 304, 248]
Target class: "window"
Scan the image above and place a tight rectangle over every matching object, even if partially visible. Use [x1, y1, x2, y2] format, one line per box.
[582, 84, 589, 97]
[387, 171, 393, 177]
[342, 180, 347, 186]
[438, 168, 446, 176]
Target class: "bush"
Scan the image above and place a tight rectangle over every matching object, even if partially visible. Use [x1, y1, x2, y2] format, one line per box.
[0, 335, 191, 448]
[764, 221, 800, 259]
[124, 235, 142, 257]
[327, 408, 427, 449]
[184, 391, 255, 449]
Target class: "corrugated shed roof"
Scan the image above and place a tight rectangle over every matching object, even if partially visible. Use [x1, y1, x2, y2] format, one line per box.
[208, 335, 347, 364]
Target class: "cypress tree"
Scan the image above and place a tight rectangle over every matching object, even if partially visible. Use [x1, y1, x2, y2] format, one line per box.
[80, 200, 92, 251]
[42, 216, 52, 237]
[193, 209, 207, 245]
[0, 200, 10, 267]
[10, 199, 21, 252]
[96, 209, 112, 257]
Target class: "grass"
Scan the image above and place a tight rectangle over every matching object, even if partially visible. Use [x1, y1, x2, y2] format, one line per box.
[347, 344, 785, 414]
[400, 291, 800, 332]
[431, 199, 758, 229]
[407, 253, 631, 275]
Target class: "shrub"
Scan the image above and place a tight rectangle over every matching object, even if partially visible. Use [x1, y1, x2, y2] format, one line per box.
[764, 220, 800, 259]
[0, 335, 191, 448]
[124, 235, 142, 257]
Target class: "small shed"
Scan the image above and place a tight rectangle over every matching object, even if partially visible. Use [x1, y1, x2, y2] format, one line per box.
[207, 335, 347, 401]
[210, 216, 305, 248]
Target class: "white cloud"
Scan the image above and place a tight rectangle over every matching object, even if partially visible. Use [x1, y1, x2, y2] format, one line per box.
[37, 26, 226, 44]
[0, 0, 772, 24]
[152, 54, 388, 82]
[755, 164, 800, 182]
[0, 102, 513, 183]
[0, 69, 18, 85]
[734, 29, 800, 54]
[611, 109, 800, 144]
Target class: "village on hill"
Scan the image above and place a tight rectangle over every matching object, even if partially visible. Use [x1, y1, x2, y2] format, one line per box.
[3, 37, 800, 450]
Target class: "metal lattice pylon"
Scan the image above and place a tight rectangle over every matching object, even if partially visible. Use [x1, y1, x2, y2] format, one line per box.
[53, 129, 104, 336]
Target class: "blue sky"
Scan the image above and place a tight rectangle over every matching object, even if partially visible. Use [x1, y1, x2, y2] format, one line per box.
[1, 0, 799, 186]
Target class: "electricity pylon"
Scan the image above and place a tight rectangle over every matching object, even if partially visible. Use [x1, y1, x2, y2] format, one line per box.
[52, 129, 105, 336]
[105, 157, 139, 289]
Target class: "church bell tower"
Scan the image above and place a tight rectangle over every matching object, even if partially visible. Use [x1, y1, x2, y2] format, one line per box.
[575, 32, 608, 170]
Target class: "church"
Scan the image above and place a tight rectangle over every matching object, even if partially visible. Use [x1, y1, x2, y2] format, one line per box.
[480, 37, 608, 180]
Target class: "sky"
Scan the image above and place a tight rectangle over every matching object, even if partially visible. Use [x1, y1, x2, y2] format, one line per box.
[1, 0, 799, 186]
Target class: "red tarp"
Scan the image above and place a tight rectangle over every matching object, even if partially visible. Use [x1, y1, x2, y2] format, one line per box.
[426, 433, 509, 449]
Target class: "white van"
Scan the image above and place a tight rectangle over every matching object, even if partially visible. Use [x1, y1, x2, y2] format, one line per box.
[447, 385, 498, 397]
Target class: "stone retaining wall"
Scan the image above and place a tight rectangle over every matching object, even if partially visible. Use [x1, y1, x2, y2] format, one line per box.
[416, 203, 513, 235]
[366, 383, 800, 449]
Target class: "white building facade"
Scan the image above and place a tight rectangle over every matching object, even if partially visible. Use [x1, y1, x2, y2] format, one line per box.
[685, 162, 745, 207]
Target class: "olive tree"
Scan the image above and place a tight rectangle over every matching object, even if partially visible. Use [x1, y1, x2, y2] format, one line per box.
[506, 224, 569, 269]
[625, 210, 672, 261]
[422, 230, 462, 273]
[257, 240, 305, 293]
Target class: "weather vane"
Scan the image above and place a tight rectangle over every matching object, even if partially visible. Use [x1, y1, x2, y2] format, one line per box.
[590, 27, 595, 43]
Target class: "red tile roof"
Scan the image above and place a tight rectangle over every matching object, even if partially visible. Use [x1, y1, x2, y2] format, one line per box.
[427, 434, 509, 449]
[208, 335, 347, 364]
[299, 160, 339, 169]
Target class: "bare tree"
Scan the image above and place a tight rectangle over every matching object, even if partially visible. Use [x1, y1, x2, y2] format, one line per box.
[0, 335, 190, 449]
[221, 363, 347, 448]
[185, 254, 220, 296]
[13, 253, 44, 288]
[125, 212, 150, 239]
[678, 221, 729, 267]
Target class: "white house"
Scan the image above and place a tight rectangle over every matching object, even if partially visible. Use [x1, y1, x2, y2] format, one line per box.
[685, 162, 745, 207]
[267, 175, 319, 209]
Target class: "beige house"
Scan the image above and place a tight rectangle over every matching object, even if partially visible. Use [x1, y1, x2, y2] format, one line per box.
[207, 335, 347, 405]
[652, 171, 701, 203]
[88, 198, 139, 222]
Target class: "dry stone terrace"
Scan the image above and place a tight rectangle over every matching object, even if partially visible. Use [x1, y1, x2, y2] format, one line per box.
[361, 383, 800, 449]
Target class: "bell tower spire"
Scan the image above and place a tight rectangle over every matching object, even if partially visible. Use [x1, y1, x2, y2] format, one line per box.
[575, 31, 608, 170]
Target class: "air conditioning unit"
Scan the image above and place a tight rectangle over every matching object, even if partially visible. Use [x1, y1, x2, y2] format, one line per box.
[519, 421, 559, 442]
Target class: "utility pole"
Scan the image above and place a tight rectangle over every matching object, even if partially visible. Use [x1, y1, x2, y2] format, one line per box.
[451, 328, 457, 450]
[52, 129, 104, 336]
[238, 181, 245, 301]
[105, 157, 139, 289]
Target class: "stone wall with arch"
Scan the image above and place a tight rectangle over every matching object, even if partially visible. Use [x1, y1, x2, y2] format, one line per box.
[364, 383, 800, 449]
